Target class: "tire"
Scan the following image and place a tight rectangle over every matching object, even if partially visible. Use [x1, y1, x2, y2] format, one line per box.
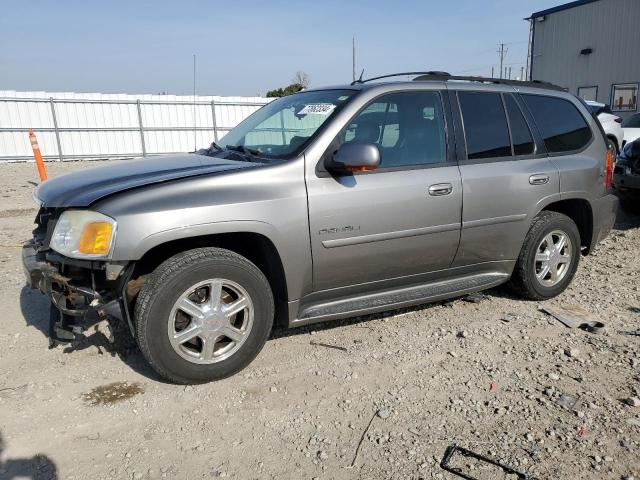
[135, 247, 274, 384]
[509, 211, 581, 301]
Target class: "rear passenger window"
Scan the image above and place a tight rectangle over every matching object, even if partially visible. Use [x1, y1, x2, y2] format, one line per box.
[458, 92, 511, 160]
[505, 94, 534, 156]
[522, 94, 592, 153]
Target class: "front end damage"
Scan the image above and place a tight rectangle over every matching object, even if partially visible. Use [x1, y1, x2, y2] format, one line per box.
[22, 208, 139, 347]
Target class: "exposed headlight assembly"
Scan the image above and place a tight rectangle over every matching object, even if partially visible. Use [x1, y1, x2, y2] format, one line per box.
[50, 210, 117, 259]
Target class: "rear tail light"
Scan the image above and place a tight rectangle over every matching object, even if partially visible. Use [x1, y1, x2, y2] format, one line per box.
[605, 147, 614, 189]
[614, 117, 623, 124]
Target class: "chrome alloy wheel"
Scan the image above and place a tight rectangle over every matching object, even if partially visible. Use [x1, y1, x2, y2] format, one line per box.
[534, 230, 572, 287]
[167, 279, 254, 364]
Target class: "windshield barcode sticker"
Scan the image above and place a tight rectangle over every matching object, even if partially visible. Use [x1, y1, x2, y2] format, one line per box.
[298, 103, 336, 115]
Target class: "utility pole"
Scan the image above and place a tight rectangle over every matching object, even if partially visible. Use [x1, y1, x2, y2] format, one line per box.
[193, 54, 197, 152]
[491, 66, 494, 78]
[352, 37, 356, 83]
[520, 66, 524, 81]
[497, 43, 507, 79]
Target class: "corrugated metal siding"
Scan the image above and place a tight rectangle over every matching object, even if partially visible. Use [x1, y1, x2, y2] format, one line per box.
[531, 0, 640, 118]
[0, 90, 271, 162]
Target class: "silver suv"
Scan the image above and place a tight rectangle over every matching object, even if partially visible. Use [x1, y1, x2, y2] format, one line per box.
[23, 72, 618, 384]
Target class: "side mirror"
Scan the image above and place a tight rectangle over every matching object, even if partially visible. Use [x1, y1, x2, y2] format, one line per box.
[327, 143, 381, 173]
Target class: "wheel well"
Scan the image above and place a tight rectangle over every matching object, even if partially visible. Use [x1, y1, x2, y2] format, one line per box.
[607, 135, 619, 152]
[542, 199, 593, 254]
[130, 233, 289, 327]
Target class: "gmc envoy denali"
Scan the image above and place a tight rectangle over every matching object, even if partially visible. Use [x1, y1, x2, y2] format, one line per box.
[23, 72, 618, 384]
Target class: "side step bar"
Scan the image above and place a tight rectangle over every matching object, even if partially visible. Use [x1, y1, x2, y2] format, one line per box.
[292, 272, 509, 327]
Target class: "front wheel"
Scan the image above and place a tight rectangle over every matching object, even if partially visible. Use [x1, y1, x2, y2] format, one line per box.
[135, 248, 274, 384]
[509, 211, 581, 300]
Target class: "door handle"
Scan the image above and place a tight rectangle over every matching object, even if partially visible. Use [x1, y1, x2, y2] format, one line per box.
[529, 174, 550, 185]
[428, 183, 453, 196]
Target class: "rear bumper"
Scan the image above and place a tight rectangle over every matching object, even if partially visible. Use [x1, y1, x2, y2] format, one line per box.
[590, 193, 618, 247]
[22, 242, 128, 342]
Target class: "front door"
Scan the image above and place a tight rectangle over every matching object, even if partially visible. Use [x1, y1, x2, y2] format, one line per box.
[306, 90, 462, 293]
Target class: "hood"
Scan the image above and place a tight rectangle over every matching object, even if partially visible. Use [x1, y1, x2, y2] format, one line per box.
[36, 154, 257, 208]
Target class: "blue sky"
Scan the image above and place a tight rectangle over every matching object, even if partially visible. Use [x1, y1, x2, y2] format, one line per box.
[0, 0, 562, 96]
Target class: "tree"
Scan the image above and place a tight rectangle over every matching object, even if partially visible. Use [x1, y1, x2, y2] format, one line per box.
[292, 71, 310, 88]
[266, 71, 310, 98]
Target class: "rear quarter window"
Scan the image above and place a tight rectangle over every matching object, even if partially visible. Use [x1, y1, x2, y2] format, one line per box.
[522, 94, 592, 153]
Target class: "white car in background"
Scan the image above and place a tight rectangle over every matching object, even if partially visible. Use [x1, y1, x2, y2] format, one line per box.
[622, 113, 640, 147]
[586, 101, 624, 153]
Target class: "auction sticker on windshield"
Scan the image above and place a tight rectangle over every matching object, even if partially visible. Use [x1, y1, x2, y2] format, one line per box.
[298, 103, 336, 115]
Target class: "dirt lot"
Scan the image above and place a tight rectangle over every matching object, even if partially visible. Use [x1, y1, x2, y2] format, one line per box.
[0, 160, 639, 480]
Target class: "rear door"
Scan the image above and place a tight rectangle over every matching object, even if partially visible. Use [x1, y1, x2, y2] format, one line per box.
[452, 89, 560, 266]
[306, 89, 462, 293]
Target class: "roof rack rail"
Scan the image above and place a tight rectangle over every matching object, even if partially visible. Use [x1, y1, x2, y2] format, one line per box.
[350, 71, 451, 85]
[412, 73, 566, 91]
[351, 71, 565, 92]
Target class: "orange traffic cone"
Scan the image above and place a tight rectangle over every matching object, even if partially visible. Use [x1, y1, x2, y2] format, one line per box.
[28, 129, 48, 182]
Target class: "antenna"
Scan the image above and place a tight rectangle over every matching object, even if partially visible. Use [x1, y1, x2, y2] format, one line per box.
[358, 69, 365, 82]
[193, 54, 197, 152]
[352, 37, 356, 83]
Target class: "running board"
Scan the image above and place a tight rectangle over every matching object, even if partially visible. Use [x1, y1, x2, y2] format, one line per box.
[293, 272, 509, 327]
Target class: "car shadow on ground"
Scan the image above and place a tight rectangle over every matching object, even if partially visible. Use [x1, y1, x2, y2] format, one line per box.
[0, 431, 58, 479]
[18, 286, 170, 384]
[613, 193, 640, 230]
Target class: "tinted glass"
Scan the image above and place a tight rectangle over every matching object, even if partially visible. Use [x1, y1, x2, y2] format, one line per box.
[522, 94, 592, 153]
[505, 95, 534, 156]
[339, 91, 446, 168]
[458, 92, 511, 159]
[622, 113, 640, 128]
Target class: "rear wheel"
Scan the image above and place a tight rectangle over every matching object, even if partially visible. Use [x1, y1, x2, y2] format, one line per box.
[135, 248, 274, 384]
[509, 211, 581, 300]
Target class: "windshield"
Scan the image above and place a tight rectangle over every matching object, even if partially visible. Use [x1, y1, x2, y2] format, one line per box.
[217, 89, 356, 159]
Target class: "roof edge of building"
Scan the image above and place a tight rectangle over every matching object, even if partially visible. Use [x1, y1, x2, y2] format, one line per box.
[528, 0, 602, 20]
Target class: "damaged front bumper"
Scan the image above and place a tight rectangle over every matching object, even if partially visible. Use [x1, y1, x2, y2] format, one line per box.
[22, 241, 134, 346]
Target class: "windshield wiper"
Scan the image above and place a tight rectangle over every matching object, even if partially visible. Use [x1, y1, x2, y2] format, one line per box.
[208, 141, 223, 153]
[226, 145, 262, 157]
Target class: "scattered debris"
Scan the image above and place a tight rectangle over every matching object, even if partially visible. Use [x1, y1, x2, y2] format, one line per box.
[625, 418, 640, 427]
[440, 444, 531, 479]
[555, 393, 579, 410]
[500, 313, 517, 323]
[309, 341, 348, 352]
[540, 305, 605, 334]
[347, 410, 377, 468]
[623, 396, 640, 407]
[462, 293, 487, 304]
[82, 381, 144, 406]
[564, 347, 580, 358]
[576, 426, 587, 437]
[376, 408, 391, 419]
[489, 381, 497, 392]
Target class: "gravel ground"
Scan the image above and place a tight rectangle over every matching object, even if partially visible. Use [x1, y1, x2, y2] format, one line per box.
[0, 160, 639, 480]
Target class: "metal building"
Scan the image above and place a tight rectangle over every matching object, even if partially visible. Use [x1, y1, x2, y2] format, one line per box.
[526, 0, 640, 119]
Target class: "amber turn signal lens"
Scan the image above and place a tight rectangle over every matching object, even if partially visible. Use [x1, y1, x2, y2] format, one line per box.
[346, 165, 378, 172]
[79, 222, 113, 255]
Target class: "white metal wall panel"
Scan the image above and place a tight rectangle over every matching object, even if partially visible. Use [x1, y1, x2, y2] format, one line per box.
[531, 0, 640, 118]
[0, 90, 271, 161]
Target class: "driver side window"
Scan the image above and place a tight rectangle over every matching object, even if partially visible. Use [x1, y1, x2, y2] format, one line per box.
[339, 91, 446, 168]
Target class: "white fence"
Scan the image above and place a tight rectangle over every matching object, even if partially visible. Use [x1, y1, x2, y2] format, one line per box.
[0, 90, 271, 162]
